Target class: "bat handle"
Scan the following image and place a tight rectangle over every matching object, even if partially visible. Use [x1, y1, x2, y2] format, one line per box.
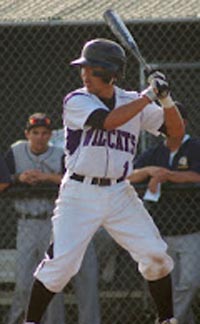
[143, 64, 154, 77]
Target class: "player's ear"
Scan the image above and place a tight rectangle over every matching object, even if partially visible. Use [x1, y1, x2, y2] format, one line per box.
[24, 129, 29, 139]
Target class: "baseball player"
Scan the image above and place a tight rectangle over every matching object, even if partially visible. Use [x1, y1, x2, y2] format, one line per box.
[24, 39, 184, 324]
[5, 113, 66, 324]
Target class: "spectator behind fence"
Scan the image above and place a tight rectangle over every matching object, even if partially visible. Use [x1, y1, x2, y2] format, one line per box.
[128, 101, 200, 324]
[50, 128, 101, 324]
[5, 113, 66, 324]
[0, 151, 11, 191]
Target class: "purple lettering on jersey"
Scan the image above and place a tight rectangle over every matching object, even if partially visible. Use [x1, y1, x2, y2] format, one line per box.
[66, 128, 82, 155]
[115, 130, 124, 151]
[83, 129, 94, 146]
[91, 129, 100, 146]
[107, 130, 116, 148]
[121, 130, 130, 152]
[84, 129, 107, 147]
[83, 128, 136, 154]
[130, 134, 136, 154]
[96, 130, 107, 146]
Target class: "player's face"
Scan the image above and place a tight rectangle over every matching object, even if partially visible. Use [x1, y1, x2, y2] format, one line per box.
[25, 126, 52, 154]
[81, 66, 114, 97]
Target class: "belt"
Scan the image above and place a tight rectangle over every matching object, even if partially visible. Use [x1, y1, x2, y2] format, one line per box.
[70, 173, 124, 186]
[20, 213, 49, 220]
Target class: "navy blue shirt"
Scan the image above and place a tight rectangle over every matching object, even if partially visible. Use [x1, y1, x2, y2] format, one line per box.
[134, 136, 200, 235]
[0, 152, 11, 183]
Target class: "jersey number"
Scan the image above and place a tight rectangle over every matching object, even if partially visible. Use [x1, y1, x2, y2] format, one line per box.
[122, 161, 129, 178]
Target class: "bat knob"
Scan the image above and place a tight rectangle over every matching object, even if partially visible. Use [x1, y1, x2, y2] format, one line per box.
[144, 66, 157, 78]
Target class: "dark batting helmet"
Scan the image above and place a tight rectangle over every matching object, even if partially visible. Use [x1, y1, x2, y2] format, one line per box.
[70, 38, 127, 81]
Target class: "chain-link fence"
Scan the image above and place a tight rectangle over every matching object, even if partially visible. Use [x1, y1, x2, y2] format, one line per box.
[1, 4, 200, 323]
[1, 19, 200, 153]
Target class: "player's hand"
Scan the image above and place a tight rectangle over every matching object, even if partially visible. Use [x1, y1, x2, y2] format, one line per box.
[149, 71, 176, 108]
[148, 71, 169, 99]
[148, 168, 171, 192]
[146, 70, 166, 84]
[141, 70, 169, 102]
[150, 78, 169, 99]
[18, 170, 36, 184]
[26, 170, 49, 183]
[148, 176, 160, 193]
[18, 169, 43, 185]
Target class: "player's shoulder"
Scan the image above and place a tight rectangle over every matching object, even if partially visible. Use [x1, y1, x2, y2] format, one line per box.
[115, 86, 139, 101]
[11, 140, 27, 150]
[63, 87, 91, 106]
[48, 143, 64, 155]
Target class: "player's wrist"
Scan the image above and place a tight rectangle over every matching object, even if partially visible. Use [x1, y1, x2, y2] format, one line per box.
[158, 95, 175, 109]
[141, 86, 157, 102]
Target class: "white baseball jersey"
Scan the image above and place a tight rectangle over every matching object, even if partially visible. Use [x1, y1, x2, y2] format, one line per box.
[63, 85, 164, 179]
[34, 85, 173, 293]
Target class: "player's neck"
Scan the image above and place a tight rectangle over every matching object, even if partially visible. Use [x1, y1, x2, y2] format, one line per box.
[29, 145, 49, 155]
[96, 83, 114, 99]
[99, 93, 116, 110]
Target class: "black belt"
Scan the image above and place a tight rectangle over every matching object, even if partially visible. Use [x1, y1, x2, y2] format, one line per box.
[70, 173, 124, 186]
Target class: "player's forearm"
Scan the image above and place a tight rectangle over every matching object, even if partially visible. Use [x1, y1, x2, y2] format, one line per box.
[128, 166, 167, 183]
[43, 173, 63, 184]
[0, 183, 10, 192]
[163, 106, 185, 141]
[127, 168, 150, 183]
[103, 96, 150, 130]
[166, 171, 200, 183]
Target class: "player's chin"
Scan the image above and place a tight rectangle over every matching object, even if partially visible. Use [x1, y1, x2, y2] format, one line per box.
[84, 83, 94, 93]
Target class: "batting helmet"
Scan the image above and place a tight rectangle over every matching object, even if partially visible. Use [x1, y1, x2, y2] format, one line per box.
[70, 38, 127, 80]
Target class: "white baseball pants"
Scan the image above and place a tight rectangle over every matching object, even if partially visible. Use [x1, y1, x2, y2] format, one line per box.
[35, 178, 173, 292]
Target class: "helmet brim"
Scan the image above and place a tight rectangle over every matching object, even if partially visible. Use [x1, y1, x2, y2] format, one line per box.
[70, 57, 118, 72]
[70, 57, 88, 66]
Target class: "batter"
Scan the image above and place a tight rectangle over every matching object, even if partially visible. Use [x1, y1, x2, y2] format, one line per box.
[24, 38, 184, 324]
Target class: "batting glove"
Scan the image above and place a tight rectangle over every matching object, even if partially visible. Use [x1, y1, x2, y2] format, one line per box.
[142, 71, 175, 108]
[147, 70, 167, 84]
[141, 77, 169, 102]
[141, 70, 169, 101]
[141, 85, 157, 102]
[151, 72, 175, 108]
[151, 77, 170, 98]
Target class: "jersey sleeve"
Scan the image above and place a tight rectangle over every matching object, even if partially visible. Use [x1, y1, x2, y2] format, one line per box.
[63, 92, 107, 130]
[140, 102, 164, 136]
[4, 148, 15, 174]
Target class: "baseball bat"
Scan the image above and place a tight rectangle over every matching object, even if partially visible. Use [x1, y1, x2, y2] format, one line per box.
[103, 9, 152, 74]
